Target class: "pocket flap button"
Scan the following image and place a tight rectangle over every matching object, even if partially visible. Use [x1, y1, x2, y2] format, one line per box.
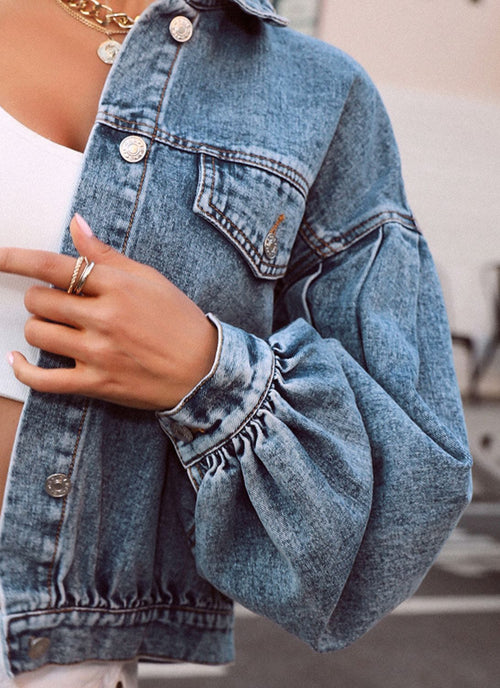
[263, 232, 278, 260]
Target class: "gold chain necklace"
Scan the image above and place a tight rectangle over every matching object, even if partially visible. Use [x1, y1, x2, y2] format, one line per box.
[54, 0, 139, 64]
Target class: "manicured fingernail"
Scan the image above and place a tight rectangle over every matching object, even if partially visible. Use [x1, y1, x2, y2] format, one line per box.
[6, 352, 14, 366]
[74, 213, 94, 237]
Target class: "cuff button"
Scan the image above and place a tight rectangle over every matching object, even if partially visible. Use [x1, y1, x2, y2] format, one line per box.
[28, 637, 51, 660]
[169, 422, 194, 443]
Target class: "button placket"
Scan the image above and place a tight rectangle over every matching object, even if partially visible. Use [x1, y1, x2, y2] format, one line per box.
[45, 473, 72, 498]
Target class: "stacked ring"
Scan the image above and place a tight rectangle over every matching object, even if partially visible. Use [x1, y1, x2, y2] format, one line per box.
[73, 261, 95, 295]
[67, 256, 95, 296]
[67, 256, 87, 294]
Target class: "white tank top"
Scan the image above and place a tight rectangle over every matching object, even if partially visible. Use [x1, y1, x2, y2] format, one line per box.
[0, 104, 83, 402]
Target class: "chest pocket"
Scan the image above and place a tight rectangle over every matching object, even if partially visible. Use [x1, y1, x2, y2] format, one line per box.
[193, 153, 307, 279]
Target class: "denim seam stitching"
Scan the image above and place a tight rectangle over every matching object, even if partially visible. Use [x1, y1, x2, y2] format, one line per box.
[300, 212, 418, 258]
[204, 156, 289, 272]
[193, 154, 286, 277]
[299, 221, 339, 259]
[7, 602, 232, 621]
[96, 112, 308, 194]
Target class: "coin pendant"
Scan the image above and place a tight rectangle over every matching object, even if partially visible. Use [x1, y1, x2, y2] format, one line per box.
[97, 39, 122, 65]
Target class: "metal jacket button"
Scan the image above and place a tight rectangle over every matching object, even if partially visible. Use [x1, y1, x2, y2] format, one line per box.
[119, 135, 147, 163]
[169, 16, 193, 42]
[45, 473, 71, 498]
[263, 232, 278, 259]
[28, 637, 51, 660]
[169, 422, 194, 443]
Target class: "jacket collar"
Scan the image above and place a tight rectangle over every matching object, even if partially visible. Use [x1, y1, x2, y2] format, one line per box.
[187, 0, 289, 26]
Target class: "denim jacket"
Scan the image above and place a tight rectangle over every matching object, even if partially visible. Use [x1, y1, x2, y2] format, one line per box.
[0, 0, 472, 676]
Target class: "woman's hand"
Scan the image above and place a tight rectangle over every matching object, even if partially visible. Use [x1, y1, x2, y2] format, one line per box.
[0, 214, 218, 410]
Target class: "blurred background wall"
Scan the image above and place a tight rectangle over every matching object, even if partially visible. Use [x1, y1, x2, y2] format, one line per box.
[278, 0, 500, 396]
[317, 0, 500, 100]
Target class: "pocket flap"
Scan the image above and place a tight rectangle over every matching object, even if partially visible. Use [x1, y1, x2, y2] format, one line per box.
[194, 154, 306, 279]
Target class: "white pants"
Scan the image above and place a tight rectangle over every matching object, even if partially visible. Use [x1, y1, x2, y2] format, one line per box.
[0, 660, 138, 688]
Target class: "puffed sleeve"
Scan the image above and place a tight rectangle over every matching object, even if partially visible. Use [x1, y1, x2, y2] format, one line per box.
[157, 68, 472, 651]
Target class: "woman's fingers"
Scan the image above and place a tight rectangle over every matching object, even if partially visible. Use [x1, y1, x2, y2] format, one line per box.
[25, 286, 85, 326]
[2, 213, 214, 409]
[23, 285, 98, 328]
[8, 351, 81, 395]
[0, 247, 102, 295]
[24, 317, 83, 359]
[69, 215, 127, 274]
[69, 215, 164, 283]
[0, 215, 166, 297]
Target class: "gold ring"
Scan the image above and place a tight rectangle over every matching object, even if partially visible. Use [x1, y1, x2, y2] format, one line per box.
[67, 256, 88, 294]
[73, 261, 95, 296]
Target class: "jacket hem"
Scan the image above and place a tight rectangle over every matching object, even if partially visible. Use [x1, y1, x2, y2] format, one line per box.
[4, 605, 234, 675]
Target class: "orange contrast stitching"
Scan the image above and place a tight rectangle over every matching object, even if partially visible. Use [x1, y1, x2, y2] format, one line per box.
[269, 213, 285, 236]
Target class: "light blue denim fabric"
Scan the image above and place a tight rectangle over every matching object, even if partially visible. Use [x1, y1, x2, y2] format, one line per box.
[0, 0, 472, 676]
